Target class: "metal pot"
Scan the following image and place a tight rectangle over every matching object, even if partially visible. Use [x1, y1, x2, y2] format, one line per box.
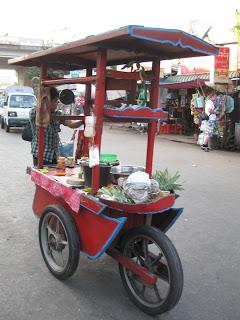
[110, 165, 145, 179]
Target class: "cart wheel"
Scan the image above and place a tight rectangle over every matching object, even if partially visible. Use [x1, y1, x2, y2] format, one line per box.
[119, 226, 183, 315]
[39, 205, 80, 280]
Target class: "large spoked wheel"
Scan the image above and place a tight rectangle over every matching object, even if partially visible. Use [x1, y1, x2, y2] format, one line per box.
[119, 226, 183, 315]
[39, 205, 80, 280]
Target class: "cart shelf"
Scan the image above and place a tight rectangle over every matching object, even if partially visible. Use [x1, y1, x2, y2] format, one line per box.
[99, 194, 175, 214]
[103, 105, 168, 122]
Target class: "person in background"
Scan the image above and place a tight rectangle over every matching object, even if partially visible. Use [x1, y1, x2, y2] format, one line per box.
[30, 87, 82, 166]
[201, 92, 217, 152]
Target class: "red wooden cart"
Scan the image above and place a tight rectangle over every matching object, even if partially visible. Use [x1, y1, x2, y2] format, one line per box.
[9, 26, 218, 315]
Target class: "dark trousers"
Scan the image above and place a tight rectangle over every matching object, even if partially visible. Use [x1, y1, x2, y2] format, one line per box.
[33, 157, 57, 167]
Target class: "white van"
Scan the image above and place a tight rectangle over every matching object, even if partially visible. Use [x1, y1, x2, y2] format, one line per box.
[1, 86, 36, 132]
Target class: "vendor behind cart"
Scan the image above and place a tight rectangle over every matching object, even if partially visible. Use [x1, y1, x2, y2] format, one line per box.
[30, 87, 82, 166]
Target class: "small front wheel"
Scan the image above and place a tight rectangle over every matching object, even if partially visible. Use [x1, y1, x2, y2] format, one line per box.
[39, 205, 80, 280]
[119, 226, 183, 315]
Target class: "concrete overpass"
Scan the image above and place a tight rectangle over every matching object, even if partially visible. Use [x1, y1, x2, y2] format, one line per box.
[0, 36, 54, 85]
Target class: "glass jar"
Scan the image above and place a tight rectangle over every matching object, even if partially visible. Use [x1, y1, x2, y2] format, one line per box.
[57, 157, 66, 171]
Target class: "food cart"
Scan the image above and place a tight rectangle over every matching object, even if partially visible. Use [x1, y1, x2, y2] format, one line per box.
[9, 26, 218, 315]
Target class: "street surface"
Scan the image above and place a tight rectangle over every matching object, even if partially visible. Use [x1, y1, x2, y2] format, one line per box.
[0, 124, 239, 320]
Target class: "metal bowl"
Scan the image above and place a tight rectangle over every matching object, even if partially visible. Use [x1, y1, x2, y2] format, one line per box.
[110, 165, 145, 177]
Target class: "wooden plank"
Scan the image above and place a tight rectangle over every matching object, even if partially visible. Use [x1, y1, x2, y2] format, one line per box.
[106, 70, 154, 81]
[106, 78, 135, 91]
[41, 76, 96, 86]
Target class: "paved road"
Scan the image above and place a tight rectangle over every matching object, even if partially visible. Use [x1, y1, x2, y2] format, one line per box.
[0, 125, 239, 320]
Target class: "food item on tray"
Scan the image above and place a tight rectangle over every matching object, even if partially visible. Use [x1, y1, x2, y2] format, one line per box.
[66, 177, 84, 186]
[65, 156, 75, 168]
[97, 186, 134, 204]
[53, 171, 66, 176]
[152, 169, 184, 192]
[57, 157, 66, 170]
[39, 167, 49, 174]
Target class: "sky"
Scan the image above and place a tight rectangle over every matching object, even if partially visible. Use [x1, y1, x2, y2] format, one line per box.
[0, 0, 239, 84]
[0, 0, 239, 44]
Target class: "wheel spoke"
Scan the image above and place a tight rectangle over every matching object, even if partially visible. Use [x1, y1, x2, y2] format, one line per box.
[47, 224, 55, 237]
[153, 284, 162, 302]
[60, 252, 65, 267]
[59, 240, 68, 246]
[142, 239, 149, 259]
[47, 245, 53, 255]
[140, 284, 146, 297]
[149, 253, 163, 267]
[55, 219, 60, 234]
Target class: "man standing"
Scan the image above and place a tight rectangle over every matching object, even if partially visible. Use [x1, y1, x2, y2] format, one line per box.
[201, 92, 217, 152]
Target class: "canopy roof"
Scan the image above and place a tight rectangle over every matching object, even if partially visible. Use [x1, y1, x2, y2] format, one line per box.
[9, 26, 219, 70]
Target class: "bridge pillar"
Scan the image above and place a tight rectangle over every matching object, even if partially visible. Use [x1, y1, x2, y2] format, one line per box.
[16, 67, 27, 85]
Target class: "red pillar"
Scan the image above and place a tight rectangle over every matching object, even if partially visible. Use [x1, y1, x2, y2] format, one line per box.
[145, 59, 160, 175]
[38, 64, 47, 169]
[82, 67, 93, 157]
[92, 49, 107, 193]
[84, 67, 92, 116]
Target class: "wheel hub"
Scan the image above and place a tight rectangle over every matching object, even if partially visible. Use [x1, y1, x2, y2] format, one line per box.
[48, 234, 65, 251]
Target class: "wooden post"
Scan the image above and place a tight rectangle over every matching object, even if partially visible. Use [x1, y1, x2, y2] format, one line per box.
[92, 49, 107, 193]
[84, 67, 92, 116]
[146, 59, 160, 175]
[76, 67, 93, 158]
[38, 64, 47, 169]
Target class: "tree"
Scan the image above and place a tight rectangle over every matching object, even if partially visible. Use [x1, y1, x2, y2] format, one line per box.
[232, 9, 240, 44]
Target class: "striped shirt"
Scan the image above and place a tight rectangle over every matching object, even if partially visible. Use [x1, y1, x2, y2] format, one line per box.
[29, 108, 62, 163]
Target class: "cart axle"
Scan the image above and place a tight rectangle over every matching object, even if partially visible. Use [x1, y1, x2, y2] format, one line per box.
[107, 248, 157, 286]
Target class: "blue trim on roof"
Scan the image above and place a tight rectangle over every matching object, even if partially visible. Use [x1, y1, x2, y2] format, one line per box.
[127, 26, 219, 57]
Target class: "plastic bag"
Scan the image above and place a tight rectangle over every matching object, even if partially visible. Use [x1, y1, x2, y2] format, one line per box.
[200, 120, 207, 132]
[89, 145, 99, 168]
[59, 142, 74, 157]
[197, 133, 205, 145]
[22, 121, 32, 142]
[122, 172, 151, 204]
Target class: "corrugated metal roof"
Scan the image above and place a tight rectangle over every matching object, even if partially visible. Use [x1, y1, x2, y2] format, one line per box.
[161, 71, 239, 84]
[162, 73, 209, 84]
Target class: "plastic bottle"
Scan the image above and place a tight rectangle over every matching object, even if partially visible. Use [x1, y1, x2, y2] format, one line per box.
[84, 116, 96, 137]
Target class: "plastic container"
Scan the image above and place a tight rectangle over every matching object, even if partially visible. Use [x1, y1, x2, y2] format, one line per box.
[84, 116, 96, 137]
[100, 153, 117, 163]
[57, 157, 66, 170]
[81, 162, 112, 187]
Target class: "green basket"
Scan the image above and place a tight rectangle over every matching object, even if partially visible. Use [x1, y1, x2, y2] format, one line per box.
[100, 153, 117, 163]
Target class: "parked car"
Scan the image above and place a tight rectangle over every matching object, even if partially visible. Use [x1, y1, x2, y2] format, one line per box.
[1, 86, 36, 132]
[0, 99, 4, 120]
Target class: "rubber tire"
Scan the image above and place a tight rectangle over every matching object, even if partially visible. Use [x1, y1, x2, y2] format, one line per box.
[39, 205, 80, 280]
[119, 226, 183, 315]
[0, 118, 4, 129]
[5, 123, 10, 132]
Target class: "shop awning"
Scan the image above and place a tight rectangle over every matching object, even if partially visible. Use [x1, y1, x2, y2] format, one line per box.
[160, 71, 239, 89]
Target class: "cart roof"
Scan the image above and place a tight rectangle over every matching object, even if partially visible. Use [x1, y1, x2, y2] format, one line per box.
[9, 25, 219, 70]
